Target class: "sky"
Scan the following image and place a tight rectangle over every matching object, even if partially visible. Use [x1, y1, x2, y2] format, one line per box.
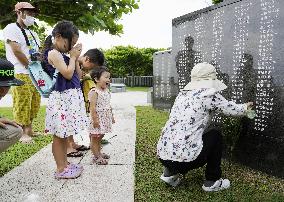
[0, 0, 212, 52]
[78, 0, 212, 51]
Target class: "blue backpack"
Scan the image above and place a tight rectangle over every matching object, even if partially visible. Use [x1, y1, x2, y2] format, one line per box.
[28, 61, 58, 98]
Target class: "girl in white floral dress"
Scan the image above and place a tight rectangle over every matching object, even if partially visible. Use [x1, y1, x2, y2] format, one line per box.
[88, 67, 115, 165]
[44, 21, 88, 179]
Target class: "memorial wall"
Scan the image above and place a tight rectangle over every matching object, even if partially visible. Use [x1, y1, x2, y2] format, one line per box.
[154, 0, 284, 177]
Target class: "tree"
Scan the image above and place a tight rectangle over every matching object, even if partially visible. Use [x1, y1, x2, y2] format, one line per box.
[212, 0, 223, 4]
[139, 48, 161, 75]
[104, 46, 162, 78]
[31, 22, 48, 45]
[0, 0, 139, 35]
[104, 46, 143, 78]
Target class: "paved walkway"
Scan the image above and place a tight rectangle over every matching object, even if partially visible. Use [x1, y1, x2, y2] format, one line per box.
[0, 92, 150, 202]
[0, 91, 150, 107]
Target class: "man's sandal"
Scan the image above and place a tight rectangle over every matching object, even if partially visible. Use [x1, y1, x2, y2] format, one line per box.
[29, 131, 41, 137]
[19, 136, 34, 144]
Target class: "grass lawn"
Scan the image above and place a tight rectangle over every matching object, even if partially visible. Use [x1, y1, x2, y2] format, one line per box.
[135, 106, 284, 201]
[0, 106, 52, 176]
[126, 86, 150, 92]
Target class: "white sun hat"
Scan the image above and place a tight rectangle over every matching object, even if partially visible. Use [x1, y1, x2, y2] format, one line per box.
[182, 62, 227, 92]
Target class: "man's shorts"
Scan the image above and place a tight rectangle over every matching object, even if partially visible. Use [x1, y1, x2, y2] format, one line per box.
[11, 74, 41, 125]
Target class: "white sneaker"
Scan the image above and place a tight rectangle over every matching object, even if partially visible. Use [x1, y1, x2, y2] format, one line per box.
[202, 178, 230, 192]
[160, 173, 181, 187]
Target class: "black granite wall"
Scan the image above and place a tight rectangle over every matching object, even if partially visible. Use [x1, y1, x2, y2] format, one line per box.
[171, 0, 284, 177]
[153, 50, 179, 110]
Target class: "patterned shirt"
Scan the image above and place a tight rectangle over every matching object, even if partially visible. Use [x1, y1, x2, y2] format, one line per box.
[157, 88, 247, 162]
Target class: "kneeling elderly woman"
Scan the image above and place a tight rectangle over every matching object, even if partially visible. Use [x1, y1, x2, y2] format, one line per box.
[157, 62, 253, 191]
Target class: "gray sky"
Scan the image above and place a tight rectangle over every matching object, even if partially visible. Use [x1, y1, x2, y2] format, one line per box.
[0, 0, 212, 51]
[79, 0, 212, 51]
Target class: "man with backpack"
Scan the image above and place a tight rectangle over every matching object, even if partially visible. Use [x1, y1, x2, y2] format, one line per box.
[3, 2, 41, 144]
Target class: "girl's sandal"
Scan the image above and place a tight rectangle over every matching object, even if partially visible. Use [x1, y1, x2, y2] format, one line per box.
[75, 145, 90, 151]
[101, 153, 110, 159]
[67, 162, 84, 171]
[54, 167, 82, 179]
[93, 156, 108, 165]
[67, 150, 84, 157]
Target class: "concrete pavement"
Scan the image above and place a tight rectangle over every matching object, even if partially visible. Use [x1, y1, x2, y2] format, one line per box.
[0, 92, 150, 202]
[0, 91, 149, 107]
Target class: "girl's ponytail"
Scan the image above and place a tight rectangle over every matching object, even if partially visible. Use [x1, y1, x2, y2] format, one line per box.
[41, 35, 53, 76]
[43, 35, 53, 53]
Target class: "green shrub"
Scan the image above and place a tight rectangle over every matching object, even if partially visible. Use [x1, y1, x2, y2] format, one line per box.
[0, 40, 6, 59]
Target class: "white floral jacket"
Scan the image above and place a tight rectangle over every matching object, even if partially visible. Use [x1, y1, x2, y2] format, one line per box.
[157, 88, 247, 162]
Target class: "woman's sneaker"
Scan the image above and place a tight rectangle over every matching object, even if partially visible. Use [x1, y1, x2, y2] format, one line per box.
[160, 173, 181, 187]
[202, 178, 230, 192]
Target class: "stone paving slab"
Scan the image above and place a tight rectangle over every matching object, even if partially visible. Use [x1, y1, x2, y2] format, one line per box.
[0, 91, 150, 107]
[0, 93, 142, 202]
[52, 164, 134, 202]
[0, 145, 63, 202]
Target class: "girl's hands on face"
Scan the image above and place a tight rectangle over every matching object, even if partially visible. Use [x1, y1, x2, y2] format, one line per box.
[70, 43, 82, 59]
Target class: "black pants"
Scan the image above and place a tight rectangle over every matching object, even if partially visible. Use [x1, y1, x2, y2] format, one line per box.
[159, 129, 223, 181]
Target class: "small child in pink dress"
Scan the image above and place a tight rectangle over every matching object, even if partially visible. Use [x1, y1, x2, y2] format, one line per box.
[88, 67, 115, 165]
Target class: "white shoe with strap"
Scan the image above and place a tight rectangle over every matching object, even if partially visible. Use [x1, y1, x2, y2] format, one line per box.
[160, 173, 181, 187]
[202, 178, 230, 192]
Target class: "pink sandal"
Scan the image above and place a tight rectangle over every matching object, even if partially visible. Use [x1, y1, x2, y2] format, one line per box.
[67, 162, 84, 171]
[54, 167, 82, 179]
[92, 156, 108, 165]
